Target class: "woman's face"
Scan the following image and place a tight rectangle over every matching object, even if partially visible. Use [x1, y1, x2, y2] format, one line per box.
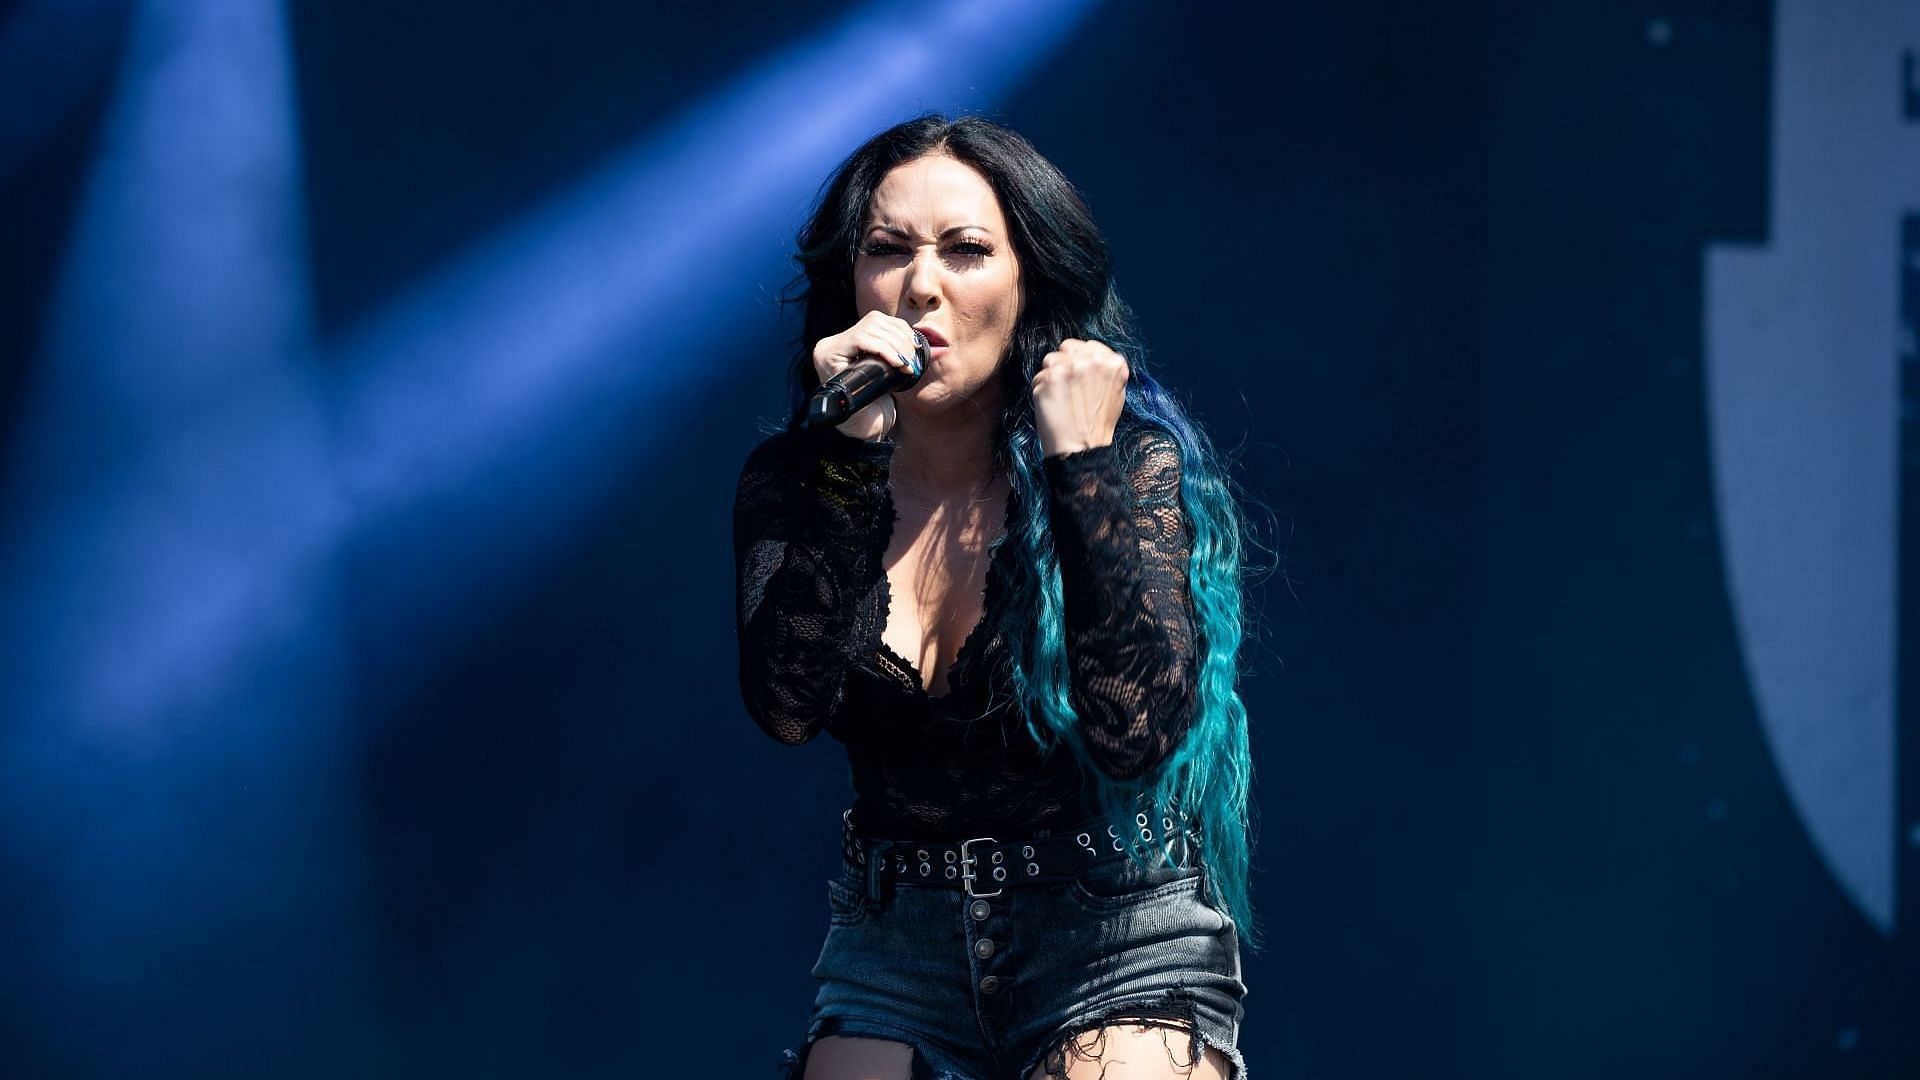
[854, 152, 1023, 417]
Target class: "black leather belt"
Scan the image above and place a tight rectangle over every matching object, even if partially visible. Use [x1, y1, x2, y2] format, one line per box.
[841, 807, 1202, 899]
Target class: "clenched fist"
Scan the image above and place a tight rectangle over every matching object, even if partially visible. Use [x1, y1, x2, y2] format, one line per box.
[1031, 338, 1129, 458]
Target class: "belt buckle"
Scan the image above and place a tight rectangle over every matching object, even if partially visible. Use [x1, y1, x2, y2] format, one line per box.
[958, 836, 1001, 898]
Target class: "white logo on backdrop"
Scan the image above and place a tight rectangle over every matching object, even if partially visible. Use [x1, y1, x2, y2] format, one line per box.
[1704, 0, 1917, 935]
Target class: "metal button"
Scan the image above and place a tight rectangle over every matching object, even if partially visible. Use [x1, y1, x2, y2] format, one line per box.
[969, 899, 991, 921]
[974, 938, 995, 959]
[979, 975, 1001, 995]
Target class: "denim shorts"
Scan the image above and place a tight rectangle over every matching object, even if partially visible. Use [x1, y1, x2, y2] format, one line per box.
[777, 832, 1248, 1080]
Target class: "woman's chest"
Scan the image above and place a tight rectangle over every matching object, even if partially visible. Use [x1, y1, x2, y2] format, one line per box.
[879, 486, 1010, 698]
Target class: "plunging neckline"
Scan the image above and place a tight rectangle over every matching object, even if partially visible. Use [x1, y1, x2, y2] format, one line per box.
[875, 487, 1015, 702]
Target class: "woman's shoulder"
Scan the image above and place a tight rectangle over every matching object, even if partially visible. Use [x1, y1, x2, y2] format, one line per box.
[741, 422, 894, 476]
[743, 421, 800, 459]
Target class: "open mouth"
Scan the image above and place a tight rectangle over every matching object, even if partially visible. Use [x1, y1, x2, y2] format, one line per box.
[913, 326, 950, 349]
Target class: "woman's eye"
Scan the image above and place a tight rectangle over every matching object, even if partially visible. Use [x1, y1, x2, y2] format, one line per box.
[859, 240, 993, 259]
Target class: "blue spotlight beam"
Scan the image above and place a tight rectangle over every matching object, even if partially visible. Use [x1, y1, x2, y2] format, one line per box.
[329, 0, 1094, 688]
[2, 0, 335, 730]
[0, 0, 366, 1073]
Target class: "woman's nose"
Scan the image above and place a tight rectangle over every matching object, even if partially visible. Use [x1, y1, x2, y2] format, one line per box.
[905, 250, 942, 308]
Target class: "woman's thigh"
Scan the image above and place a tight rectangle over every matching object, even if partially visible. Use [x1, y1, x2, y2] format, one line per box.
[803, 1026, 1233, 1080]
[1025, 1023, 1234, 1080]
[802, 1035, 915, 1080]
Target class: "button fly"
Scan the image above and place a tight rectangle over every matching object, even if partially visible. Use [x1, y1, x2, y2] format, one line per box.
[979, 975, 1001, 995]
[969, 899, 991, 921]
[974, 937, 995, 959]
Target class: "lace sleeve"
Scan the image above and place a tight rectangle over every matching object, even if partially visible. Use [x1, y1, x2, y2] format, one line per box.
[1043, 427, 1199, 780]
[733, 426, 894, 745]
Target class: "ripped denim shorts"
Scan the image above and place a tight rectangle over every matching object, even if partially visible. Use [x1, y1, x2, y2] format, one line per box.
[776, 828, 1248, 1080]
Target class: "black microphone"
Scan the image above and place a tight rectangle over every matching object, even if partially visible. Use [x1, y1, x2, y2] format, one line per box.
[802, 331, 930, 432]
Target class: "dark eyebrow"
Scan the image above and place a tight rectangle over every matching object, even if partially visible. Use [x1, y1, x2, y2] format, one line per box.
[866, 224, 994, 240]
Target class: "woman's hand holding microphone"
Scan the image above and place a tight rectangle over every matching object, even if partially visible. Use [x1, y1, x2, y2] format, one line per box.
[810, 311, 924, 442]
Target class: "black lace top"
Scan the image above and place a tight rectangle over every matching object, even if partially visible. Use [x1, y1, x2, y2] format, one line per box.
[732, 421, 1199, 840]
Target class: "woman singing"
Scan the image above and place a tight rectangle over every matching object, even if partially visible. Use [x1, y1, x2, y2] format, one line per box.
[734, 115, 1256, 1080]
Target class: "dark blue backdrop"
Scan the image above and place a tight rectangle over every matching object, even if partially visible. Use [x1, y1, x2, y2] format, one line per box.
[1, 1, 1914, 1077]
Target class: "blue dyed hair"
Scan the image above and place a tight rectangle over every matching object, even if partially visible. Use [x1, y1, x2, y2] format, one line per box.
[781, 114, 1260, 948]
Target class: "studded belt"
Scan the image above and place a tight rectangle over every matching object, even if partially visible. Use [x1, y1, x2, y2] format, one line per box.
[841, 807, 1202, 899]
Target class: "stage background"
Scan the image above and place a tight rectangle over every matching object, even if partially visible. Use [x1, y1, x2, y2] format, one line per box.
[1, 1, 1914, 1077]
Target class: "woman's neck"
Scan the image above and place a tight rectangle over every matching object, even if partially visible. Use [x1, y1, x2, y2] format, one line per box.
[891, 409, 1000, 501]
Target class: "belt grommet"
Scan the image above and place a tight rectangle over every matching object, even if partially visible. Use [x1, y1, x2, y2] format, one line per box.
[1021, 844, 1035, 859]
[992, 866, 1007, 882]
[917, 848, 929, 862]
[990, 851, 1004, 865]
[946, 866, 958, 880]
[919, 862, 931, 877]
[1027, 862, 1040, 877]
[944, 850, 957, 865]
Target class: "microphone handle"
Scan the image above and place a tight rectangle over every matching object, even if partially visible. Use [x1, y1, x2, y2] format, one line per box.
[802, 331, 930, 432]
